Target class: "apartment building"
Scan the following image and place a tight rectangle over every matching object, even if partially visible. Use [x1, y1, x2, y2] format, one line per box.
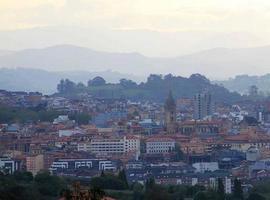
[77, 136, 140, 155]
[146, 137, 175, 154]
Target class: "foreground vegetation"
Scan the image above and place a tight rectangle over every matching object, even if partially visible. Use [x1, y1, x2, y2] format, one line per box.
[0, 105, 91, 124]
[2, 169, 268, 200]
[0, 171, 66, 200]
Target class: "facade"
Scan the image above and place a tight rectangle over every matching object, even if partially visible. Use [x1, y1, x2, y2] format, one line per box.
[229, 141, 270, 152]
[225, 177, 232, 194]
[179, 120, 220, 136]
[194, 92, 213, 120]
[246, 146, 261, 161]
[26, 154, 44, 175]
[77, 136, 140, 155]
[0, 157, 20, 174]
[192, 162, 219, 173]
[146, 137, 175, 154]
[50, 158, 116, 173]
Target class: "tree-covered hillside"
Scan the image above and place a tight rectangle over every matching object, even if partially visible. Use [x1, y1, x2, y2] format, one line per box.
[56, 74, 242, 103]
[215, 74, 270, 95]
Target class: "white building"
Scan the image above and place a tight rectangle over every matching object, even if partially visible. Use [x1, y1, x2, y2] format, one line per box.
[191, 177, 198, 186]
[77, 136, 140, 155]
[194, 92, 213, 120]
[0, 157, 19, 174]
[50, 158, 116, 172]
[53, 115, 69, 124]
[225, 177, 232, 194]
[192, 162, 219, 173]
[246, 146, 261, 161]
[58, 128, 83, 137]
[146, 137, 175, 154]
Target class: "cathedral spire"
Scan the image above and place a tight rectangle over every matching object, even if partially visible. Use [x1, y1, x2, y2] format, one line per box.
[165, 90, 176, 111]
[164, 90, 177, 134]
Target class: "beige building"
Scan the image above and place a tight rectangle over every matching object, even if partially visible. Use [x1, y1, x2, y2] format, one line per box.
[146, 137, 175, 154]
[78, 136, 140, 155]
[26, 154, 44, 175]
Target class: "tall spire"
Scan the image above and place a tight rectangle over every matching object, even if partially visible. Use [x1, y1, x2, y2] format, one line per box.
[164, 90, 177, 134]
[165, 90, 176, 111]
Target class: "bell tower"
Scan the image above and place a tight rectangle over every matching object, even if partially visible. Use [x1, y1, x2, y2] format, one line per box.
[164, 91, 177, 134]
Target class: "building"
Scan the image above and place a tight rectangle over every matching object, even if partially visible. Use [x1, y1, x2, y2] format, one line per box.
[26, 154, 44, 175]
[178, 120, 220, 136]
[192, 162, 219, 173]
[77, 136, 140, 155]
[194, 92, 213, 120]
[225, 177, 232, 194]
[0, 157, 20, 174]
[246, 146, 261, 161]
[50, 158, 116, 173]
[146, 137, 175, 154]
[164, 91, 177, 134]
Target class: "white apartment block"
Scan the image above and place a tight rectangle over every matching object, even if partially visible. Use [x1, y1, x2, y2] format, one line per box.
[146, 138, 175, 154]
[225, 177, 232, 194]
[77, 136, 140, 155]
[192, 162, 219, 173]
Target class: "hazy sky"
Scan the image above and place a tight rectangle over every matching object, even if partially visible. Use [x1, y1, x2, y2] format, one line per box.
[0, 0, 270, 78]
[1, 0, 270, 33]
[0, 0, 270, 56]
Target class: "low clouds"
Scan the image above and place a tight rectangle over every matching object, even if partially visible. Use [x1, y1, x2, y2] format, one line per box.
[1, 0, 270, 33]
[0, 0, 270, 57]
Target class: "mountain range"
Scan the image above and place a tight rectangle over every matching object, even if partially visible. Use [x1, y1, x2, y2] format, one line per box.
[1, 26, 266, 57]
[0, 68, 144, 94]
[0, 44, 270, 79]
[1, 44, 270, 94]
[215, 74, 270, 95]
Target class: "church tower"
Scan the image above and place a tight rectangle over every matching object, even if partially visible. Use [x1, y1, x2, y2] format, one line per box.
[164, 91, 177, 134]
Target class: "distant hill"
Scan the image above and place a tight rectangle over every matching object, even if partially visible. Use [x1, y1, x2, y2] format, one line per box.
[215, 74, 270, 95]
[0, 68, 144, 94]
[1, 44, 270, 78]
[0, 50, 14, 56]
[56, 73, 242, 103]
[0, 68, 242, 103]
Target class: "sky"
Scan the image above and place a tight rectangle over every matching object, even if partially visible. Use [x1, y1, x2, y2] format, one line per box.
[1, 0, 270, 33]
[0, 0, 270, 78]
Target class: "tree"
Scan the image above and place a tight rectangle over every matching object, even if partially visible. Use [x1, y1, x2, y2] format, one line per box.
[118, 169, 129, 189]
[174, 143, 184, 161]
[77, 82, 86, 90]
[57, 79, 76, 93]
[100, 170, 105, 177]
[233, 178, 243, 200]
[186, 185, 205, 197]
[247, 192, 266, 200]
[88, 77, 106, 87]
[145, 177, 155, 191]
[217, 178, 225, 200]
[249, 85, 258, 97]
[144, 184, 169, 200]
[57, 79, 65, 93]
[13, 171, 33, 183]
[89, 186, 105, 200]
[132, 182, 144, 200]
[90, 174, 127, 190]
[120, 79, 137, 88]
[194, 191, 208, 200]
[34, 171, 67, 197]
[69, 113, 91, 125]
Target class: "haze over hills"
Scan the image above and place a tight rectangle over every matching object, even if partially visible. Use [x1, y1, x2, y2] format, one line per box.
[1, 44, 270, 79]
[215, 74, 270, 95]
[0, 68, 145, 94]
[0, 26, 266, 57]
